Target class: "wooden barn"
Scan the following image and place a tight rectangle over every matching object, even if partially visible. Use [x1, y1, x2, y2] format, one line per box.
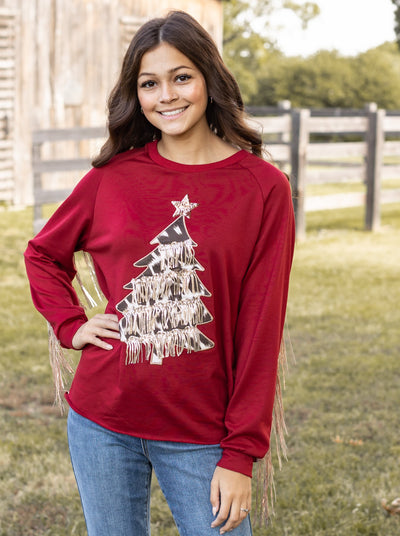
[0, 0, 223, 206]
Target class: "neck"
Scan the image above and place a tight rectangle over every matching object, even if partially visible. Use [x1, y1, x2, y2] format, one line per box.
[157, 130, 237, 165]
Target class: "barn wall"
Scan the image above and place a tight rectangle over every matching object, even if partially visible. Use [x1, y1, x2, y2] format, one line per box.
[0, 0, 223, 205]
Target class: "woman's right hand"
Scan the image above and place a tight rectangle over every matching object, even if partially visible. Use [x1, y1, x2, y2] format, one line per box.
[72, 314, 120, 351]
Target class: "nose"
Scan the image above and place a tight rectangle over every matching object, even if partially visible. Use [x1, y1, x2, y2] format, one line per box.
[159, 82, 178, 103]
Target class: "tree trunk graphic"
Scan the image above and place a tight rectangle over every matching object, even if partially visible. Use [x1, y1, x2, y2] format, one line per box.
[116, 195, 214, 365]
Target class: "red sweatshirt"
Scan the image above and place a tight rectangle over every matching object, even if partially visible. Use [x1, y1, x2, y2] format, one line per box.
[24, 140, 295, 477]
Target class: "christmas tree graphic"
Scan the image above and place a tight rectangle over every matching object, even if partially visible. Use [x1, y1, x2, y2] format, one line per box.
[116, 194, 215, 365]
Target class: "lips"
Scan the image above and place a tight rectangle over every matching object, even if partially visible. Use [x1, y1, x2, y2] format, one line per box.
[158, 107, 188, 117]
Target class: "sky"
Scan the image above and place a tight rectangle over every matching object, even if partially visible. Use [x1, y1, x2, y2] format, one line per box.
[268, 0, 397, 57]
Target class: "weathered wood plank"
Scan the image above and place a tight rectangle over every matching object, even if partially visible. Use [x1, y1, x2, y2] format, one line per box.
[32, 158, 92, 174]
[381, 189, 400, 203]
[383, 141, 400, 156]
[382, 165, 400, 179]
[291, 109, 310, 240]
[365, 109, 385, 230]
[249, 115, 291, 134]
[307, 142, 366, 159]
[305, 192, 365, 212]
[308, 116, 368, 133]
[0, 168, 13, 179]
[383, 115, 400, 133]
[265, 144, 290, 162]
[34, 188, 74, 205]
[32, 126, 105, 144]
[306, 167, 364, 184]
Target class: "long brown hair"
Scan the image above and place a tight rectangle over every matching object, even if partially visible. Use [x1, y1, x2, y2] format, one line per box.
[92, 10, 262, 167]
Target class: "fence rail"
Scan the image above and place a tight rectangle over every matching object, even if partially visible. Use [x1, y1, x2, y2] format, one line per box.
[32, 126, 105, 233]
[32, 104, 400, 238]
[248, 103, 400, 239]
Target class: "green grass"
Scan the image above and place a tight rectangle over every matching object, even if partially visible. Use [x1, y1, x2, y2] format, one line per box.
[307, 178, 400, 197]
[1, 203, 399, 535]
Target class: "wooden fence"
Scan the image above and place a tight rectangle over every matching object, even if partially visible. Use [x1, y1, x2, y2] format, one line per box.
[32, 104, 400, 238]
[248, 103, 400, 239]
[32, 127, 105, 233]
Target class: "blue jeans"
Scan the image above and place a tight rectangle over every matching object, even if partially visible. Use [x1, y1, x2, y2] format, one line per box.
[67, 409, 252, 536]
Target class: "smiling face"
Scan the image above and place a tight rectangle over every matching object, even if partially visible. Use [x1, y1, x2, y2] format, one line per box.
[137, 42, 209, 143]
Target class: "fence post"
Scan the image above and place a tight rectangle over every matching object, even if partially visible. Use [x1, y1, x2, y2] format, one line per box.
[278, 100, 291, 144]
[291, 108, 309, 240]
[32, 141, 43, 230]
[365, 103, 385, 231]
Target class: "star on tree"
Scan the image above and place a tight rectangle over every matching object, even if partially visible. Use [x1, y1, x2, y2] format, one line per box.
[171, 194, 198, 218]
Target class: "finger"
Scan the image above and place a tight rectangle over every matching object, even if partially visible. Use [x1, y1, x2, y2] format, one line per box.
[88, 337, 115, 350]
[92, 315, 120, 331]
[211, 492, 231, 529]
[95, 328, 121, 340]
[73, 323, 120, 350]
[210, 474, 220, 518]
[211, 505, 230, 529]
[239, 507, 250, 520]
[101, 314, 119, 321]
[219, 502, 241, 534]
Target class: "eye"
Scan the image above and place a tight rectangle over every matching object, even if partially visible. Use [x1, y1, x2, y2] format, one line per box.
[176, 74, 192, 83]
[140, 80, 156, 89]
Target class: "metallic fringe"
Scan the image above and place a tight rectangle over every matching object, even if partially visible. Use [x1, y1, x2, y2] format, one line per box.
[120, 297, 211, 337]
[74, 251, 105, 307]
[47, 322, 74, 413]
[48, 252, 105, 412]
[82, 251, 105, 302]
[255, 334, 292, 525]
[123, 270, 207, 305]
[125, 326, 213, 365]
[157, 241, 196, 270]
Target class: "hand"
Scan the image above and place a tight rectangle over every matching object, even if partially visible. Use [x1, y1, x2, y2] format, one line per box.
[210, 466, 251, 534]
[72, 314, 120, 351]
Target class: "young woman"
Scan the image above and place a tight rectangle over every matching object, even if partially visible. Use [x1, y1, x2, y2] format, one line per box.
[25, 10, 295, 536]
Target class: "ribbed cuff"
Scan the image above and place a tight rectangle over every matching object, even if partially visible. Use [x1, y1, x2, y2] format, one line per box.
[56, 316, 87, 348]
[217, 449, 254, 478]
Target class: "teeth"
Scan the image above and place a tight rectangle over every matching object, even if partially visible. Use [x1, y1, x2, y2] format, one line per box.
[160, 108, 186, 117]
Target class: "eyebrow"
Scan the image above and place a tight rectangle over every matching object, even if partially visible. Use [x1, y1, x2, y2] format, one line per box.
[138, 65, 194, 78]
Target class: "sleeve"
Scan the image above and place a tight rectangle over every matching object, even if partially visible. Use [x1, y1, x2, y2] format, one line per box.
[24, 168, 102, 349]
[217, 171, 295, 477]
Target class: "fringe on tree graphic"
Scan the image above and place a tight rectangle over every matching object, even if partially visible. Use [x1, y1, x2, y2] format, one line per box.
[116, 194, 215, 365]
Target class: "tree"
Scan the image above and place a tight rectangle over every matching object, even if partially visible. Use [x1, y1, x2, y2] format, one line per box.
[116, 194, 214, 365]
[222, 0, 320, 103]
[253, 51, 355, 108]
[392, 0, 400, 50]
[349, 43, 400, 109]
[251, 43, 400, 109]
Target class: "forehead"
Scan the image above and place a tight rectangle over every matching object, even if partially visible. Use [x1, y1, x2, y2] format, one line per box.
[139, 42, 198, 74]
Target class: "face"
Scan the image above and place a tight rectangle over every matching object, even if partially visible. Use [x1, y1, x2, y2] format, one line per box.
[137, 42, 209, 141]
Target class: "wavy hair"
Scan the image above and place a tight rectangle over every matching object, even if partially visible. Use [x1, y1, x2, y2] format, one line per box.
[92, 10, 262, 167]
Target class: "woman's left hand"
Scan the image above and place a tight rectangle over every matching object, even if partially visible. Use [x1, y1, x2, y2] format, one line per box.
[210, 466, 251, 534]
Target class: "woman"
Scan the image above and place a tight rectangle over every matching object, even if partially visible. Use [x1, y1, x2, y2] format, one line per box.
[25, 10, 295, 536]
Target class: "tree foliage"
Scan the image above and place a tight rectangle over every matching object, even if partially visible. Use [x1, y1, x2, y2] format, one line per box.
[223, 1, 400, 109]
[222, 0, 320, 102]
[251, 43, 400, 109]
[392, 0, 400, 50]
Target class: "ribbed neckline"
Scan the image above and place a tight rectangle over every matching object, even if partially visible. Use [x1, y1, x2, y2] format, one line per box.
[147, 140, 248, 171]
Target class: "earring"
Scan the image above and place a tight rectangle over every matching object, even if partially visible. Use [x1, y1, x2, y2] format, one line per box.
[140, 107, 144, 114]
[209, 96, 213, 104]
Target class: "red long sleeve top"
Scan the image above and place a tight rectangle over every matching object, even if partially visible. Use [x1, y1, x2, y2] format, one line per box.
[24, 140, 295, 477]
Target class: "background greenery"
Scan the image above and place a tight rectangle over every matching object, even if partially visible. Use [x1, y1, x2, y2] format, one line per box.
[223, 0, 400, 109]
[1, 198, 399, 535]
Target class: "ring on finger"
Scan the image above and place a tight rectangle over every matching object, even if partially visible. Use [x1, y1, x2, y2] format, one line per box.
[240, 507, 250, 513]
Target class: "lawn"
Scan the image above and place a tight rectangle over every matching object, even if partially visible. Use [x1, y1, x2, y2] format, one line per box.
[0, 202, 399, 535]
